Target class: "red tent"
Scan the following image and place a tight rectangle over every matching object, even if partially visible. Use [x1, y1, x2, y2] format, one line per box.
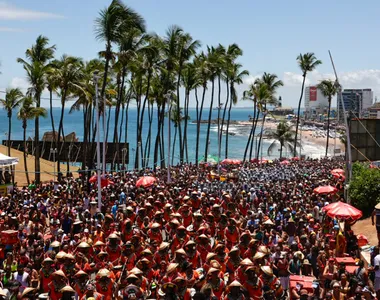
[136, 176, 157, 188]
[326, 202, 362, 220]
[280, 160, 290, 165]
[313, 185, 338, 195]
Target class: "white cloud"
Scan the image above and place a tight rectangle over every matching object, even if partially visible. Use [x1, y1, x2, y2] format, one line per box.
[283, 72, 310, 87]
[10, 77, 29, 90]
[0, 2, 64, 21]
[0, 27, 25, 32]
[243, 74, 261, 85]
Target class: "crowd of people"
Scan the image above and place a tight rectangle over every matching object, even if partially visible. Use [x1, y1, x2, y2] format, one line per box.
[0, 157, 376, 300]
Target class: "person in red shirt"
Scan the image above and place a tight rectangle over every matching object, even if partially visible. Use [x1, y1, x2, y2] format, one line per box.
[184, 240, 202, 269]
[243, 266, 263, 300]
[225, 247, 241, 283]
[147, 223, 163, 245]
[174, 276, 192, 300]
[196, 234, 212, 263]
[171, 226, 189, 254]
[106, 233, 122, 264]
[224, 219, 240, 249]
[153, 242, 170, 267]
[95, 269, 114, 300]
[39, 257, 54, 293]
[73, 270, 89, 300]
[47, 270, 67, 300]
[179, 205, 192, 228]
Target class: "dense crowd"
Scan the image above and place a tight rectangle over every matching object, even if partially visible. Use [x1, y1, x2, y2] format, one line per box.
[0, 157, 376, 300]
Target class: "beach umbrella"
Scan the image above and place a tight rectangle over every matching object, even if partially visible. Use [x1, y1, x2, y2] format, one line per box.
[198, 155, 219, 164]
[291, 157, 300, 161]
[326, 202, 362, 220]
[322, 201, 345, 212]
[280, 160, 290, 165]
[331, 169, 345, 176]
[136, 176, 157, 188]
[260, 158, 268, 164]
[332, 172, 345, 180]
[89, 175, 114, 188]
[313, 185, 338, 195]
[221, 159, 234, 165]
[232, 159, 242, 165]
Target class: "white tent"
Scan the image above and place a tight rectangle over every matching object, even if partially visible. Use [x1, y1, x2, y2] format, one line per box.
[0, 153, 19, 167]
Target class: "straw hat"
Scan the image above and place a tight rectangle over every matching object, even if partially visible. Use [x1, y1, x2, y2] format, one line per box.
[185, 240, 196, 247]
[42, 257, 54, 264]
[240, 258, 254, 266]
[253, 252, 265, 260]
[130, 267, 143, 276]
[77, 242, 90, 249]
[175, 248, 186, 256]
[161, 282, 178, 294]
[74, 270, 88, 277]
[263, 219, 274, 226]
[97, 251, 108, 257]
[108, 233, 119, 239]
[60, 285, 75, 293]
[229, 246, 240, 254]
[245, 265, 257, 273]
[258, 245, 270, 255]
[97, 268, 110, 278]
[52, 270, 67, 278]
[159, 242, 170, 251]
[207, 267, 219, 275]
[21, 287, 36, 298]
[375, 203, 380, 210]
[50, 241, 61, 248]
[167, 263, 179, 274]
[261, 266, 273, 277]
[94, 241, 105, 247]
[229, 280, 242, 288]
[206, 252, 217, 262]
[303, 259, 311, 266]
[56, 251, 67, 260]
[142, 248, 153, 256]
[127, 274, 139, 281]
[173, 276, 186, 283]
[65, 253, 75, 260]
[294, 251, 304, 260]
[151, 222, 161, 229]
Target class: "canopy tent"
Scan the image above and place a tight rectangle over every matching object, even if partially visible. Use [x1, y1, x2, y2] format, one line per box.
[0, 153, 19, 168]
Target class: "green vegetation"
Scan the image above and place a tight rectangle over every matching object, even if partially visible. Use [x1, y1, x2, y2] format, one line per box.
[349, 162, 380, 217]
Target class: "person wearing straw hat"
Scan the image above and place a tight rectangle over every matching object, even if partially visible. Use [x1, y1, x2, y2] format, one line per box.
[95, 269, 113, 300]
[184, 240, 201, 269]
[170, 226, 190, 255]
[196, 234, 212, 264]
[225, 247, 241, 283]
[223, 280, 245, 300]
[154, 242, 170, 266]
[59, 285, 75, 300]
[173, 276, 191, 300]
[243, 265, 263, 300]
[260, 266, 284, 299]
[106, 233, 121, 264]
[39, 257, 54, 293]
[47, 270, 67, 300]
[206, 267, 225, 300]
[73, 270, 89, 300]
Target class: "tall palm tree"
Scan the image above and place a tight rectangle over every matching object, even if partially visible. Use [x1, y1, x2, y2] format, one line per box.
[50, 55, 84, 174]
[17, 97, 47, 185]
[224, 63, 248, 158]
[317, 79, 337, 156]
[293, 52, 322, 156]
[0, 88, 23, 156]
[17, 35, 55, 183]
[267, 121, 298, 158]
[95, 0, 145, 100]
[254, 73, 283, 160]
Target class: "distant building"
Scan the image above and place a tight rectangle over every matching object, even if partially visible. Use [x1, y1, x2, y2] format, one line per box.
[304, 86, 330, 119]
[337, 89, 373, 120]
[270, 107, 294, 116]
[365, 102, 380, 119]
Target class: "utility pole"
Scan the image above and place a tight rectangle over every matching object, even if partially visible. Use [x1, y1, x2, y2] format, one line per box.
[102, 95, 106, 175]
[165, 94, 172, 183]
[93, 71, 102, 211]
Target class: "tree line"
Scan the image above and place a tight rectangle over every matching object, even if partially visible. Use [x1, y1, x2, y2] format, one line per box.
[1, 0, 338, 183]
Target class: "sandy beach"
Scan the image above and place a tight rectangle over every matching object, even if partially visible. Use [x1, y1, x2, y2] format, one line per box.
[0, 145, 78, 186]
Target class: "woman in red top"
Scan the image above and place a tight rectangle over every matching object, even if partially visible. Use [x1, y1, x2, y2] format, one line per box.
[47, 270, 67, 300]
[39, 258, 54, 293]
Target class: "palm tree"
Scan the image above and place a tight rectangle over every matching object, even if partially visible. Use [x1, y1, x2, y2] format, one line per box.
[293, 53, 322, 156]
[267, 121, 298, 158]
[0, 88, 23, 156]
[224, 62, 248, 158]
[94, 0, 145, 100]
[17, 35, 55, 183]
[17, 97, 47, 185]
[254, 73, 283, 160]
[317, 79, 337, 157]
[50, 55, 84, 174]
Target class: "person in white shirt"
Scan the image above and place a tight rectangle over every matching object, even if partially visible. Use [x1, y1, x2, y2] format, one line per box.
[373, 246, 380, 292]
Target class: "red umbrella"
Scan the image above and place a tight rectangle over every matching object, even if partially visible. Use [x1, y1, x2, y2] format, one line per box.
[326, 202, 362, 220]
[89, 175, 113, 188]
[232, 159, 242, 165]
[313, 185, 338, 195]
[221, 159, 234, 165]
[331, 169, 345, 176]
[280, 160, 290, 165]
[370, 164, 377, 169]
[260, 158, 268, 164]
[291, 157, 300, 161]
[322, 201, 344, 212]
[332, 172, 345, 180]
[136, 176, 157, 188]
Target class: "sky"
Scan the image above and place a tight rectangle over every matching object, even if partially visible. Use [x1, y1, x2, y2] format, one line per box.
[1, 0, 380, 108]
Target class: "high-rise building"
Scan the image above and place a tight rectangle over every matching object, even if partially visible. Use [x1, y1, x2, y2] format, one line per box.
[337, 89, 373, 119]
[304, 86, 329, 119]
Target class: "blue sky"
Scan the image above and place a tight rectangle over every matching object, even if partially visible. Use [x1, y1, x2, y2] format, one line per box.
[1, 0, 380, 108]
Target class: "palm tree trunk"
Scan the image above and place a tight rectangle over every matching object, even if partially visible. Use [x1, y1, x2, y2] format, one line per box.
[135, 97, 141, 169]
[294, 73, 307, 156]
[35, 94, 41, 183]
[222, 80, 230, 158]
[105, 105, 111, 145]
[7, 111, 11, 156]
[124, 99, 129, 147]
[160, 106, 166, 168]
[57, 95, 66, 175]
[249, 110, 260, 160]
[23, 121, 30, 185]
[182, 90, 190, 163]
[153, 105, 161, 170]
[217, 76, 222, 162]
[144, 101, 153, 168]
[100, 43, 111, 99]
[176, 66, 183, 163]
[325, 97, 332, 157]
[204, 79, 215, 160]
[280, 142, 283, 158]
[49, 89, 56, 149]
[256, 113, 267, 160]
[172, 126, 177, 165]
[195, 85, 206, 166]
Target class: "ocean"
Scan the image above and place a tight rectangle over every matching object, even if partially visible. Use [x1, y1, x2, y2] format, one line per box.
[0, 106, 324, 167]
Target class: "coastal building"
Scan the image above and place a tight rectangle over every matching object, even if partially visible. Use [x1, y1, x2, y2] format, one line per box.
[337, 89, 373, 120]
[304, 86, 329, 119]
[365, 102, 380, 119]
[270, 107, 294, 116]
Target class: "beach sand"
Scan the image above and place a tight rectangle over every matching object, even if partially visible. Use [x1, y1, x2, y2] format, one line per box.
[0, 145, 78, 186]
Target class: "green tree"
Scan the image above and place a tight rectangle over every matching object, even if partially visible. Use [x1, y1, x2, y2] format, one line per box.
[317, 79, 338, 157]
[266, 121, 298, 158]
[293, 53, 322, 156]
[0, 88, 23, 156]
[17, 97, 47, 185]
[17, 35, 55, 183]
[349, 162, 380, 217]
